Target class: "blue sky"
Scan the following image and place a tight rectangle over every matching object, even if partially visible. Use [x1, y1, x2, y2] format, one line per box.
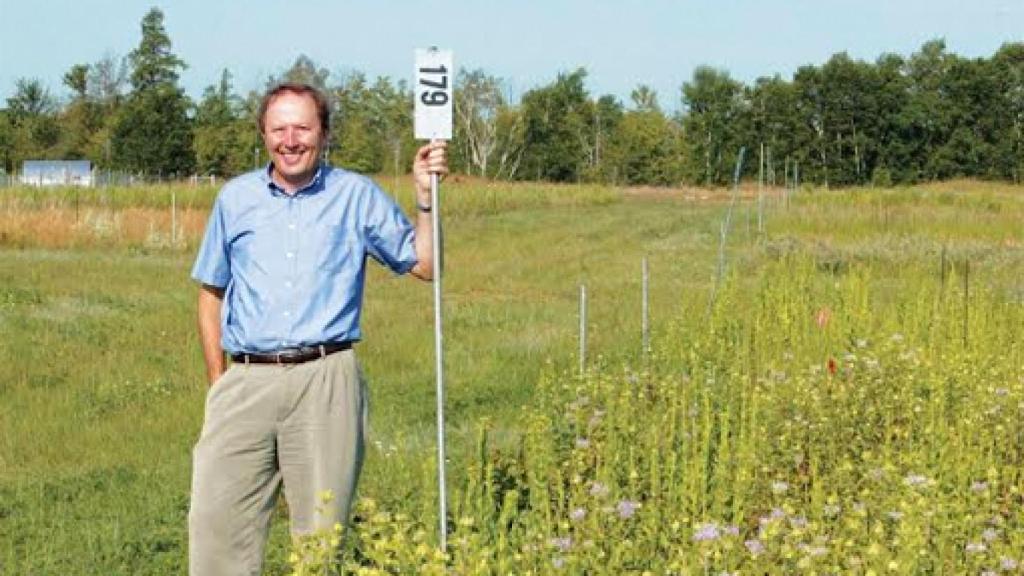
[0, 0, 1020, 112]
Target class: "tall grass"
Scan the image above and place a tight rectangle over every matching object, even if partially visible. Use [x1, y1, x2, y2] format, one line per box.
[0, 178, 619, 251]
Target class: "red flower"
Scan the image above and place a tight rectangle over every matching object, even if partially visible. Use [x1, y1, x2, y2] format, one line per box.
[827, 357, 837, 375]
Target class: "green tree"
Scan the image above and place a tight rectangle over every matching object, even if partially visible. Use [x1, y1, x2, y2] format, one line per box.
[870, 53, 911, 183]
[5, 78, 61, 164]
[194, 69, 251, 177]
[990, 42, 1024, 182]
[277, 54, 332, 94]
[111, 7, 194, 176]
[586, 94, 624, 180]
[680, 66, 746, 185]
[933, 56, 1000, 178]
[57, 63, 104, 160]
[331, 72, 381, 173]
[605, 88, 683, 185]
[82, 53, 128, 168]
[749, 74, 804, 185]
[367, 76, 415, 180]
[6, 78, 57, 121]
[0, 110, 15, 172]
[128, 9, 186, 92]
[817, 52, 883, 185]
[630, 85, 660, 112]
[897, 40, 957, 180]
[519, 68, 591, 182]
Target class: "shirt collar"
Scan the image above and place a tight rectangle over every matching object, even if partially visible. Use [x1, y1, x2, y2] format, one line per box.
[260, 162, 328, 198]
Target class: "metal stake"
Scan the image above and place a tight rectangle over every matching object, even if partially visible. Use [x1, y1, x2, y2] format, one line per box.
[579, 284, 587, 375]
[642, 257, 650, 356]
[431, 172, 448, 553]
[171, 190, 177, 246]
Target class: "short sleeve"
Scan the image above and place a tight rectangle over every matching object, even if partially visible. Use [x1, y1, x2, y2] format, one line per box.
[191, 194, 231, 287]
[362, 183, 418, 275]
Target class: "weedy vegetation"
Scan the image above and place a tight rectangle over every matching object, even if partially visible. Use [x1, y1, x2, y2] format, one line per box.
[1, 179, 1022, 574]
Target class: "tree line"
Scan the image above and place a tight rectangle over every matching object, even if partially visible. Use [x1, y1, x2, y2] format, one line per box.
[2, 8, 1022, 187]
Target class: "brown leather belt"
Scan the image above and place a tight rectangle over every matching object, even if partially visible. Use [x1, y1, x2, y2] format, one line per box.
[231, 341, 353, 365]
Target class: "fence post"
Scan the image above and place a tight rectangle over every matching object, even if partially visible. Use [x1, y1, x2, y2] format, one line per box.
[171, 189, 177, 247]
[962, 259, 970, 347]
[641, 257, 650, 358]
[579, 284, 587, 376]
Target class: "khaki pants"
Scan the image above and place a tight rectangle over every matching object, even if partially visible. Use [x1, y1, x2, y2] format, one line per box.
[188, 349, 367, 576]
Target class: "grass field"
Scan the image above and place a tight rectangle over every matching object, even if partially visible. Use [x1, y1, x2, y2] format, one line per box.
[1, 178, 1022, 574]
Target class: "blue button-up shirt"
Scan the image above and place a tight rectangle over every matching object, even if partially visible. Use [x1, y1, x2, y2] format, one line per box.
[191, 164, 418, 353]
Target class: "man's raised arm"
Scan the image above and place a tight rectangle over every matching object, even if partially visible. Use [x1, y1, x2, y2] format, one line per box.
[409, 141, 448, 281]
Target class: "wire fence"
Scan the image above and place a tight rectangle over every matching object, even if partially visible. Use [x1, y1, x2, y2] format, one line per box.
[0, 170, 221, 189]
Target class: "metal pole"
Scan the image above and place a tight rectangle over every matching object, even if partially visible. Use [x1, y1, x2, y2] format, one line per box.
[710, 147, 746, 314]
[171, 190, 177, 246]
[579, 284, 587, 375]
[641, 257, 649, 357]
[962, 259, 969, 348]
[431, 171, 447, 553]
[758, 142, 764, 236]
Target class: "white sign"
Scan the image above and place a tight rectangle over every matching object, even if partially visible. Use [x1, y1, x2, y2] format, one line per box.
[414, 48, 454, 140]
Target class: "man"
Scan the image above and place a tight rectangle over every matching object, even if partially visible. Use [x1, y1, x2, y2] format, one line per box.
[188, 82, 447, 575]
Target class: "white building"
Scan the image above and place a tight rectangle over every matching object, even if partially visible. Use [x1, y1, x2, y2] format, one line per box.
[20, 160, 94, 187]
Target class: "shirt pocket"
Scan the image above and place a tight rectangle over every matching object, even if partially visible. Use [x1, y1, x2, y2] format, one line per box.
[313, 224, 363, 274]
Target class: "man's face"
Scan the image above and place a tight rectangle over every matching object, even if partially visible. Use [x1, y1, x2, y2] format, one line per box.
[262, 91, 325, 192]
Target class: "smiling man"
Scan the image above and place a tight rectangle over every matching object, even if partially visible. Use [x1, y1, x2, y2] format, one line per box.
[187, 82, 447, 575]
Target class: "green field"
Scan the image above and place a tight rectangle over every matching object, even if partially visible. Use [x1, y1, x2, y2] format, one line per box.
[1, 179, 1023, 574]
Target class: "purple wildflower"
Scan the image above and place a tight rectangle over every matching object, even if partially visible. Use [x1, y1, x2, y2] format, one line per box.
[552, 557, 565, 569]
[724, 525, 740, 537]
[589, 482, 609, 498]
[616, 500, 640, 519]
[1000, 557, 1019, 570]
[693, 522, 721, 542]
[981, 528, 998, 542]
[744, 539, 765, 556]
[549, 537, 572, 552]
[971, 481, 989, 493]
[771, 481, 789, 494]
[574, 437, 591, 449]
[569, 507, 586, 522]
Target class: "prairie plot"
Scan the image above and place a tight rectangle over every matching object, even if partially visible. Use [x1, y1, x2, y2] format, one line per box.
[1, 180, 1022, 573]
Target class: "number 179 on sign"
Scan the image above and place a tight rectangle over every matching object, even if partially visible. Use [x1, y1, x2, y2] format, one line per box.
[414, 48, 453, 141]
